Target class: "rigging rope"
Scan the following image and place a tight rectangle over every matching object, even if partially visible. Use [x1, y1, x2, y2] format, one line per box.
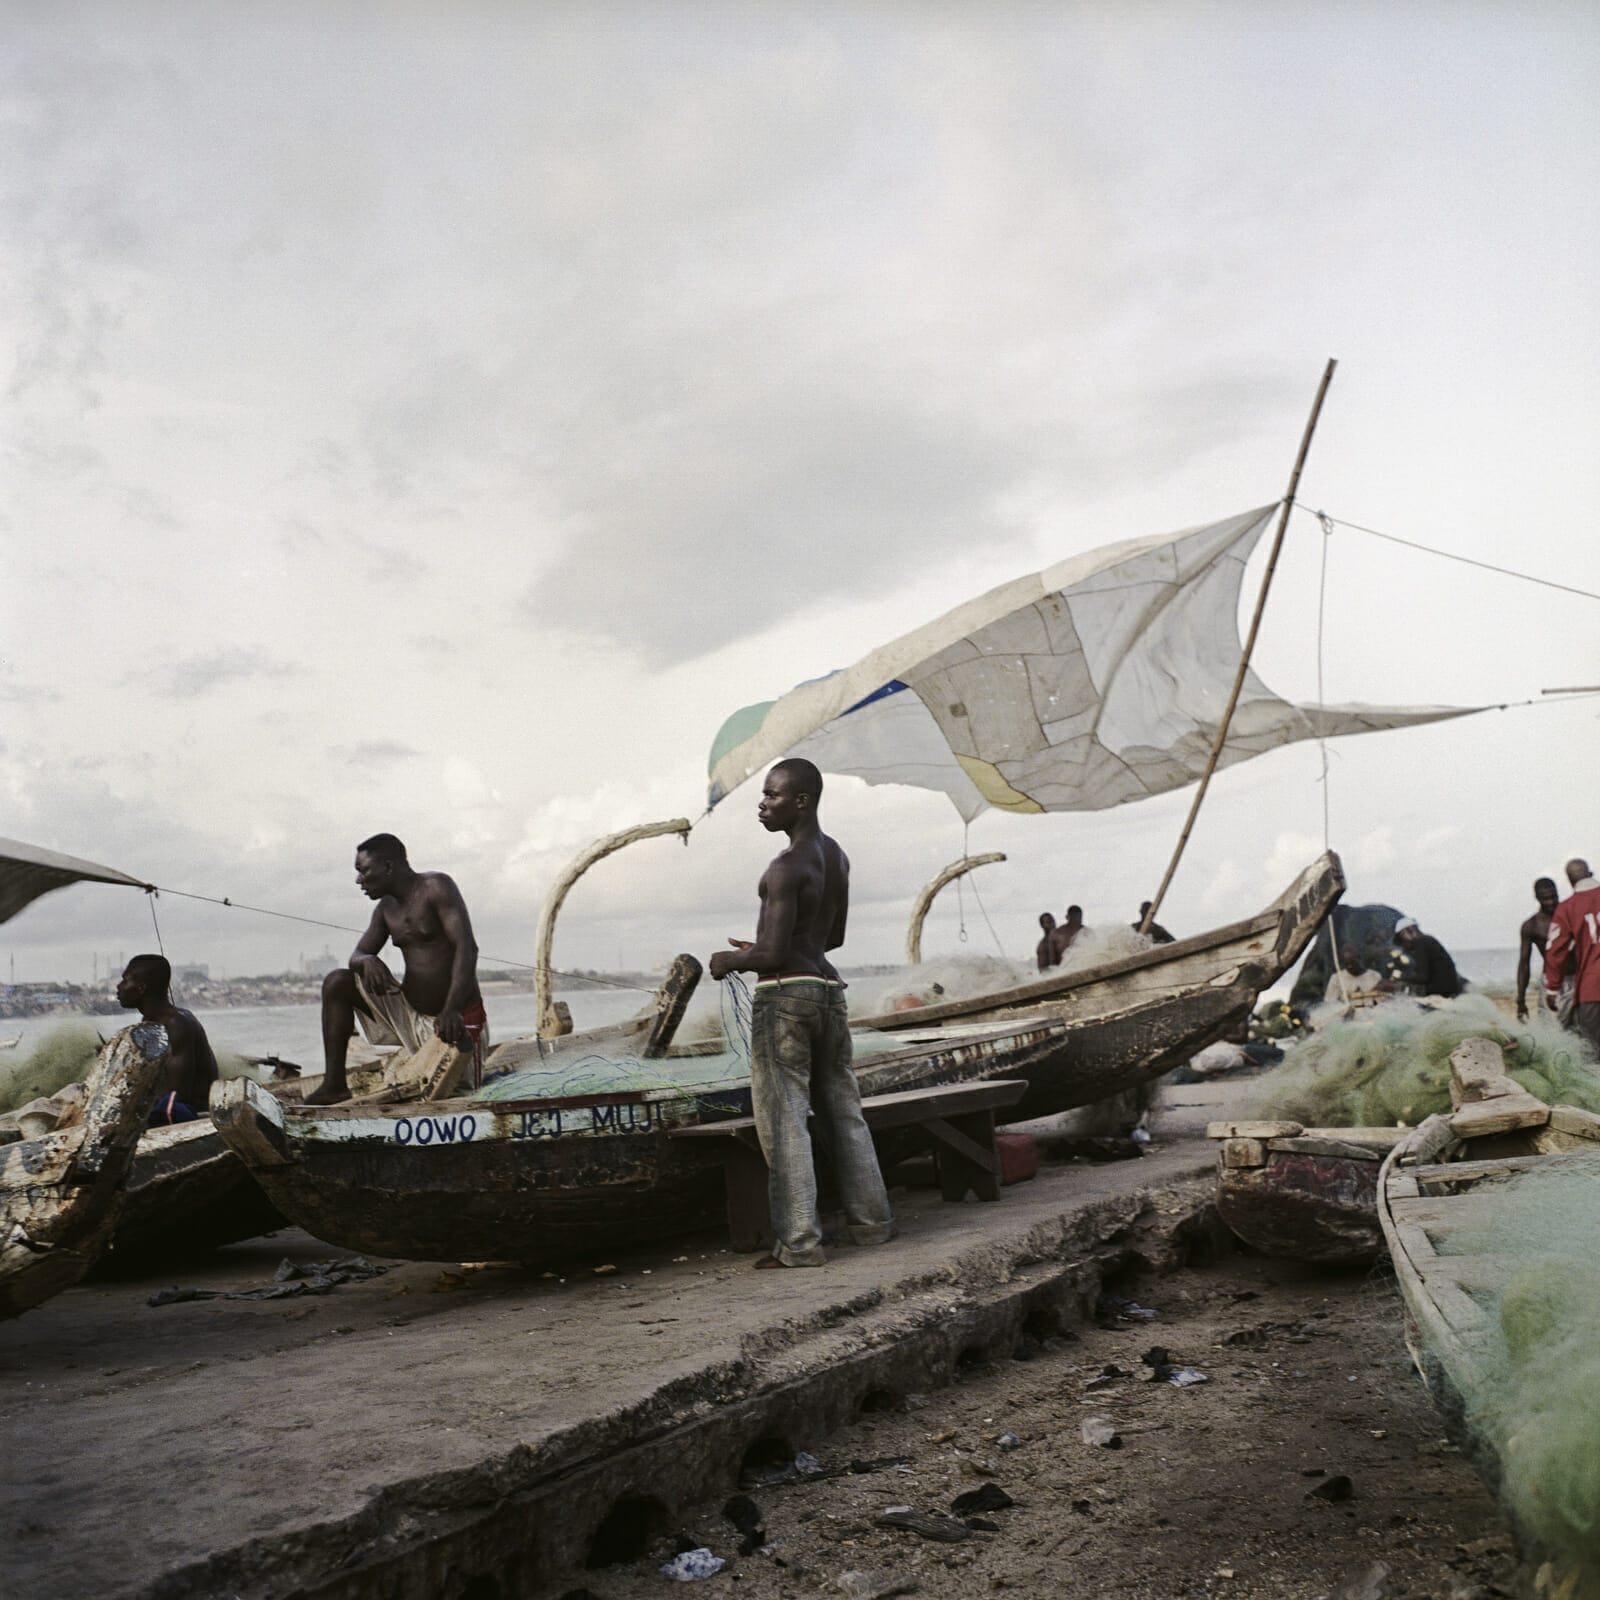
[141, 884, 647, 992]
[1299, 507, 1600, 603]
[1315, 510, 1334, 851]
[968, 871, 1007, 961]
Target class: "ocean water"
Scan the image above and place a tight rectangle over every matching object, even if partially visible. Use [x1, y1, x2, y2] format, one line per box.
[0, 986, 654, 1067]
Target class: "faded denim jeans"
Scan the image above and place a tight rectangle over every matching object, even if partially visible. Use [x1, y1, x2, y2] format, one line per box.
[750, 980, 895, 1267]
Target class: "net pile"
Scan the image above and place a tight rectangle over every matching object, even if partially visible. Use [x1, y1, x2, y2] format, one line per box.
[1438, 1156, 1600, 1592]
[1254, 995, 1600, 1128]
[863, 923, 1154, 1014]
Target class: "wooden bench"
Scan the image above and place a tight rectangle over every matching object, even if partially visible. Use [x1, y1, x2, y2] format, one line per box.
[671, 1079, 1029, 1252]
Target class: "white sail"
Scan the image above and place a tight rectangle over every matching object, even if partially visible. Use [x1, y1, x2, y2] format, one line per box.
[707, 506, 1479, 820]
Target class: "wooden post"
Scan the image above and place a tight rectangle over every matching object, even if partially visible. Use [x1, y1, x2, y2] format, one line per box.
[641, 952, 703, 1058]
[905, 853, 1007, 963]
[1142, 358, 1338, 935]
[533, 817, 692, 1036]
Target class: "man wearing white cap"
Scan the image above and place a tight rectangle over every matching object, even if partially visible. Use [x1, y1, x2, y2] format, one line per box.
[1390, 916, 1463, 999]
[1545, 858, 1600, 1052]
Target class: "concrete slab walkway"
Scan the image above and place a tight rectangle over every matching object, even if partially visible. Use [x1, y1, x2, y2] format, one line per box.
[1, 1115, 1226, 1600]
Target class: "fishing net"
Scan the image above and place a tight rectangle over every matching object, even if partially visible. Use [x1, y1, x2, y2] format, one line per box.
[1253, 994, 1600, 1128]
[0, 1021, 103, 1113]
[863, 923, 1154, 1014]
[1435, 1156, 1600, 1591]
[477, 974, 905, 1108]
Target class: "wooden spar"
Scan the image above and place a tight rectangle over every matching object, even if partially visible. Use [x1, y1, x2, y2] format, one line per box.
[640, 953, 702, 1059]
[533, 818, 691, 1037]
[1141, 357, 1338, 935]
[905, 852, 1007, 963]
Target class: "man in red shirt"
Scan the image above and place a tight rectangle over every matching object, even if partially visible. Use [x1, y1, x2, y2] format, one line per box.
[1544, 856, 1600, 1053]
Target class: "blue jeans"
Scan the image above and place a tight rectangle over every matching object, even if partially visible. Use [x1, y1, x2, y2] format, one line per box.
[750, 980, 894, 1266]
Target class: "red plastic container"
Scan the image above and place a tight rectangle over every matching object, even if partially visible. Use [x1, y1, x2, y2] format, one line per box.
[996, 1131, 1039, 1186]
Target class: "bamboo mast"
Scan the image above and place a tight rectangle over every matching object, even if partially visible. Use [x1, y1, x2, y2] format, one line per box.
[1141, 358, 1338, 936]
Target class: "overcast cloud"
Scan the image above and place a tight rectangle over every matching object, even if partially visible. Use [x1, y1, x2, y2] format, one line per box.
[3, 3, 1598, 990]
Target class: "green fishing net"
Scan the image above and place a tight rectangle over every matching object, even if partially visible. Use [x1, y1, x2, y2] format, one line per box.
[1255, 994, 1600, 1128]
[1438, 1157, 1600, 1590]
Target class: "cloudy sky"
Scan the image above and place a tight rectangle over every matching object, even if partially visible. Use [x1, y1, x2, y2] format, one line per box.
[4, 2, 1598, 987]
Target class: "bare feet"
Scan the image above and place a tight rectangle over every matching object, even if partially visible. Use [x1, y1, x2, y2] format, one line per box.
[753, 1254, 785, 1270]
[303, 1083, 351, 1106]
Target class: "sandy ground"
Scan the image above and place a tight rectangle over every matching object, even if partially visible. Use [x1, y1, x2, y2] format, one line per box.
[562, 1243, 1515, 1600]
[0, 1080, 1519, 1600]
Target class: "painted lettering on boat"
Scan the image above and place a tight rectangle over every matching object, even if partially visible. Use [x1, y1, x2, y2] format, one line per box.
[588, 1101, 656, 1133]
[512, 1109, 564, 1140]
[394, 1113, 478, 1146]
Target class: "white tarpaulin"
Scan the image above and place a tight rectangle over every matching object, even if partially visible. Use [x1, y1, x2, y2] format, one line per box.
[0, 836, 147, 926]
[707, 505, 1481, 821]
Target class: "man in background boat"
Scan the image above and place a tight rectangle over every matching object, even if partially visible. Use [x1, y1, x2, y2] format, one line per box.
[1324, 945, 1384, 1003]
[708, 759, 894, 1269]
[1515, 876, 1562, 1022]
[1049, 904, 1085, 963]
[310, 834, 486, 1105]
[1544, 857, 1600, 1052]
[1133, 901, 1175, 944]
[1385, 916, 1463, 999]
[1036, 912, 1060, 972]
[116, 954, 218, 1124]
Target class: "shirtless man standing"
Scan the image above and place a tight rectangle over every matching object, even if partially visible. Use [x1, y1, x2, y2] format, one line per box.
[116, 954, 219, 1124]
[1515, 876, 1561, 1021]
[709, 759, 893, 1268]
[311, 834, 485, 1105]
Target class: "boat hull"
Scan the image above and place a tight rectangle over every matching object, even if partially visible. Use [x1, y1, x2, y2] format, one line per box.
[99, 1122, 287, 1266]
[853, 851, 1343, 1033]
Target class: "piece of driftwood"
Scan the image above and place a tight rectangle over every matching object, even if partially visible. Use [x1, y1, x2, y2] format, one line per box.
[1, 1024, 169, 1318]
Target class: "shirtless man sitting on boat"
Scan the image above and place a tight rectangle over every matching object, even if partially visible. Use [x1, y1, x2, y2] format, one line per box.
[310, 834, 486, 1105]
[116, 954, 219, 1124]
[708, 759, 894, 1269]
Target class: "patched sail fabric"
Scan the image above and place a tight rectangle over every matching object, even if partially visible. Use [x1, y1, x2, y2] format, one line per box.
[0, 837, 146, 926]
[708, 506, 1479, 821]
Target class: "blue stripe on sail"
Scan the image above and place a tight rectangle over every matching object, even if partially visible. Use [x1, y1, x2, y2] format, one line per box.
[841, 679, 909, 716]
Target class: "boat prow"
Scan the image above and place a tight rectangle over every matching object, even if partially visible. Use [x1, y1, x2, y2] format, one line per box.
[0, 1023, 170, 1318]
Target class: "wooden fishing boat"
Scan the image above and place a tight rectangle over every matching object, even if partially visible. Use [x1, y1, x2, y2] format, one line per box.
[1210, 1119, 1405, 1264]
[851, 851, 1344, 1035]
[98, 1119, 287, 1267]
[210, 1013, 1079, 1265]
[1378, 1038, 1600, 1596]
[0, 1024, 170, 1318]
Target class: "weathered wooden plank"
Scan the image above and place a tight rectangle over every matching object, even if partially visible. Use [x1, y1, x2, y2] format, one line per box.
[1268, 1133, 1399, 1161]
[1422, 1254, 1516, 1292]
[1549, 1104, 1600, 1141]
[1449, 1037, 1515, 1107]
[1220, 1137, 1267, 1169]
[1408, 1153, 1555, 1185]
[641, 953, 703, 1059]
[1386, 1172, 1421, 1198]
[1401, 1114, 1462, 1168]
[1207, 1119, 1302, 1139]
[1447, 1094, 1549, 1139]
[1394, 1221, 1438, 1262]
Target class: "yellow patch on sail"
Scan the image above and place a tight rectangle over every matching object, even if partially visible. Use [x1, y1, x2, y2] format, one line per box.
[954, 755, 1044, 814]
